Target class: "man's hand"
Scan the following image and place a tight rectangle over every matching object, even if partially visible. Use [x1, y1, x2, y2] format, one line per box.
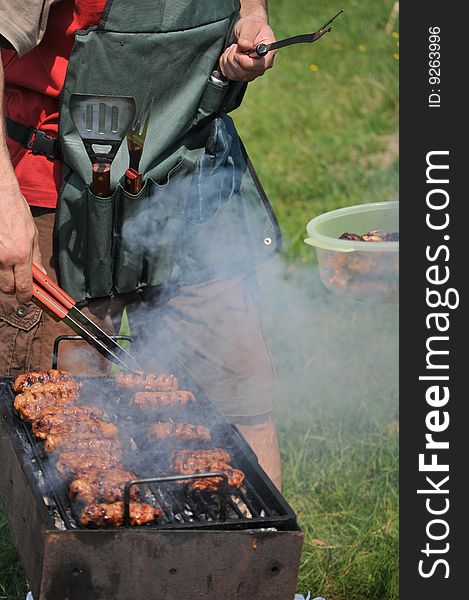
[219, 16, 276, 82]
[0, 56, 42, 305]
[0, 183, 42, 303]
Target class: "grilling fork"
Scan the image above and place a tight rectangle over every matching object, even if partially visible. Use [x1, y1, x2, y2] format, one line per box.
[31, 264, 143, 375]
[125, 94, 154, 195]
[251, 9, 344, 57]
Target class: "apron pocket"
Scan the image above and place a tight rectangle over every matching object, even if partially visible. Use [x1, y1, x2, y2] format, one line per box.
[86, 188, 117, 298]
[193, 78, 228, 125]
[113, 183, 149, 294]
[113, 176, 180, 294]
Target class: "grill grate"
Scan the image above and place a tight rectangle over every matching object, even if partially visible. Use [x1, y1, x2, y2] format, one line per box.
[0, 378, 296, 532]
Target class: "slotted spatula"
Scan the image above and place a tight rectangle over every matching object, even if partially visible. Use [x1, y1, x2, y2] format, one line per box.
[70, 94, 136, 196]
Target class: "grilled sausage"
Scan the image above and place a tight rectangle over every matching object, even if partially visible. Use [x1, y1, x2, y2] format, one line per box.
[35, 418, 119, 442]
[115, 372, 178, 392]
[172, 457, 245, 492]
[147, 423, 211, 444]
[69, 468, 139, 504]
[12, 370, 75, 393]
[131, 390, 195, 412]
[14, 385, 79, 421]
[170, 448, 231, 466]
[55, 450, 123, 479]
[80, 501, 162, 527]
[45, 436, 122, 456]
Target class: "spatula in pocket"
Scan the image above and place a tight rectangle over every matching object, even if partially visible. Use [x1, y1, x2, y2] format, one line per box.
[70, 94, 136, 197]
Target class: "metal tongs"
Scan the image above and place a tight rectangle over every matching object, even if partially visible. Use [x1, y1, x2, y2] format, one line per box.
[252, 9, 344, 57]
[31, 264, 143, 374]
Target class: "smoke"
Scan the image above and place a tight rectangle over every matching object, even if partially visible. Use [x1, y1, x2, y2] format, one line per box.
[112, 155, 398, 440]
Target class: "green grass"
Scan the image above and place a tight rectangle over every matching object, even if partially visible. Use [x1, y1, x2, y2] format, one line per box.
[0, 1, 398, 597]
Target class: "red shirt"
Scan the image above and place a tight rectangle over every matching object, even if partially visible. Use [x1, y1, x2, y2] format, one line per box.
[1, 0, 107, 208]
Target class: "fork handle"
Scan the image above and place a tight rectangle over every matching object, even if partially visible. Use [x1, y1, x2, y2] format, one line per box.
[92, 163, 111, 197]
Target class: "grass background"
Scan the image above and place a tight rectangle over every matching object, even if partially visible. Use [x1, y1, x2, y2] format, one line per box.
[0, 0, 398, 598]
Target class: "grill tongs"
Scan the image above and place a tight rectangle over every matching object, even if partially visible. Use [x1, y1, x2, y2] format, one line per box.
[252, 9, 344, 57]
[31, 264, 143, 374]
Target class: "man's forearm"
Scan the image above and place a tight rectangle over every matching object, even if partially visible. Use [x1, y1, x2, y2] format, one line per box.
[239, 0, 268, 22]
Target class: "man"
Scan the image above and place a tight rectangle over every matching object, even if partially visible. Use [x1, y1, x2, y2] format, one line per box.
[0, 0, 281, 487]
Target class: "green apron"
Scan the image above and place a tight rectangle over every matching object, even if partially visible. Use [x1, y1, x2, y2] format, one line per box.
[55, 0, 281, 302]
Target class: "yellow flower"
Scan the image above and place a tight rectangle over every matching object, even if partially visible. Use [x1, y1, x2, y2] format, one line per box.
[393, 52, 399, 61]
[392, 31, 399, 39]
[358, 44, 367, 52]
[396, 41, 399, 48]
[309, 63, 319, 72]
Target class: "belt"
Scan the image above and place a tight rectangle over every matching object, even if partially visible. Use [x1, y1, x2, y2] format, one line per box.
[5, 117, 62, 160]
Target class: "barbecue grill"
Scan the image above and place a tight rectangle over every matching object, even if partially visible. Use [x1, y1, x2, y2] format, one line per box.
[0, 352, 303, 599]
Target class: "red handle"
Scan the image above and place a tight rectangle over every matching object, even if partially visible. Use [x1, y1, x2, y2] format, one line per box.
[92, 163, 111, 197]
[32, 283, 68, 320]
[32, 264, 76, 310]
[124, 168, 143, 195]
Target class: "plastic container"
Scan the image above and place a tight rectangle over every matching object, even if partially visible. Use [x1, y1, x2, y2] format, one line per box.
[304, 201, 399, 302]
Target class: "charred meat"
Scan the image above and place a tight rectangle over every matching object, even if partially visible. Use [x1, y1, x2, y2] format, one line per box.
[55, 449, 123, 479]
[14, 385, 79, 421]
[131, 390, 195, 411]
[69, 467, 139, 503]
[32, 412, 114, 440]
[81, 501, 162, 527]
[116, 371, 178, 392]
[12, 369, 76, 393]
[45, 436, 123, 456]
[170, 448, 231, 465]
[34, 418, 119, 442]
[171, 448, 244, 491]
[172, 457, 245, 492]
[147, 423, 211, 444]
[33, 405, 104, 429]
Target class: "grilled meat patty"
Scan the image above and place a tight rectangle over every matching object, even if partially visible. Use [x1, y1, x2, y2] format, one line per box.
[81, 501, 162, 527]
[45, 436, 122, 455]
[147, 423, 211, 444]
[69, 467, 139, 503]
[116, 371, 178, 392]
[12, 369, 75, 393]
[55, 449, 123, 478]
[34, 417, 119, 443]
[131, 390, 195, 411]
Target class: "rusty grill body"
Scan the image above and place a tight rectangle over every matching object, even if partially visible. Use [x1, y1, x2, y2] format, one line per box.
[0, 377, 303, 600]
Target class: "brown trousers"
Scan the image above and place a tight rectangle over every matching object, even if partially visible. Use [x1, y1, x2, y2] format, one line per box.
[0, 210, 281, 486]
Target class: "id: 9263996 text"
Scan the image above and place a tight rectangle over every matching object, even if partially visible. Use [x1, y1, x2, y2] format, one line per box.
[428, 26, 441, 108]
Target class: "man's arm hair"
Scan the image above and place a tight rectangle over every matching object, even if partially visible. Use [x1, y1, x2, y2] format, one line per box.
[239, 0, 268, 22]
